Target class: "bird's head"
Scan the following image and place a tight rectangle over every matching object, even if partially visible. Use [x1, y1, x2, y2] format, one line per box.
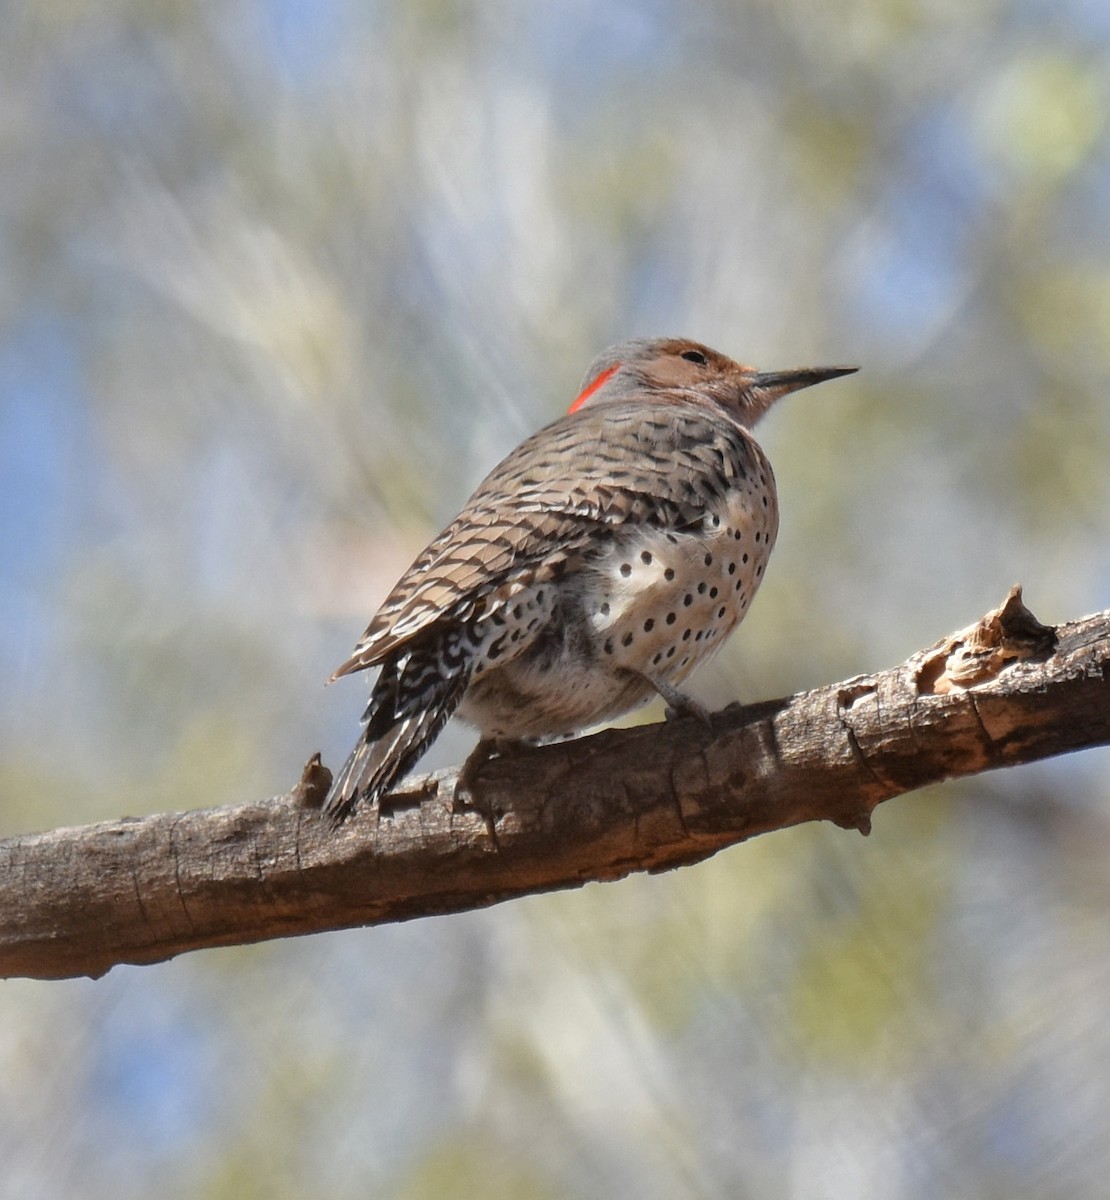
[569, 337, 857, 428]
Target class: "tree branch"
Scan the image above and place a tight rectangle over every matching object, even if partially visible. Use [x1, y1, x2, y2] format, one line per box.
[3, 587, 1108, 981]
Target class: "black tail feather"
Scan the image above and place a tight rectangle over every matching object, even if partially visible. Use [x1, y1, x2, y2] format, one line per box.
[325, 648, 470, 824]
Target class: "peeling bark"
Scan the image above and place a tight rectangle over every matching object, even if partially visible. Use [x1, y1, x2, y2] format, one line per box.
[2, 588, 1107, 981]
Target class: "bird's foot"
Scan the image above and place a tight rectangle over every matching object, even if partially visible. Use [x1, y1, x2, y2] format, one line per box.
[645, 676, 713, 727]
[452, 737, 525, 844]
[453, 737, 498, 810]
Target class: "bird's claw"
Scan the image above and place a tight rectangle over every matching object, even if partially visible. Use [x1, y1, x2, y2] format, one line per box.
[645, 675, 713, 727]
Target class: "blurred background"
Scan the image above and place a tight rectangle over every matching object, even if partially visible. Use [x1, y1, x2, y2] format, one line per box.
[2, 2, 1110, 1197]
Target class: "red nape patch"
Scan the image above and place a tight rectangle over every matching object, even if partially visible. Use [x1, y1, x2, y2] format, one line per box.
[568, 363, 619, 413]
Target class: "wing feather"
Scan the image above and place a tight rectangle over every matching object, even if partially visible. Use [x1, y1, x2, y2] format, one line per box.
[330, 400, 758, 678]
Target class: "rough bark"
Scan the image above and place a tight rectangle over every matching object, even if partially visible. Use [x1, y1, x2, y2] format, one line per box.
[2, 587, 1107, 981]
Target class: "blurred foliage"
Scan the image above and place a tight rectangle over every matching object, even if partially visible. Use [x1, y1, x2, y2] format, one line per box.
[2, 2, 1110, 1198]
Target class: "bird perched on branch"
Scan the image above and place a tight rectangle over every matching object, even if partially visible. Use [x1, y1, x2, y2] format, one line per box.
[326, 337, 855, 822]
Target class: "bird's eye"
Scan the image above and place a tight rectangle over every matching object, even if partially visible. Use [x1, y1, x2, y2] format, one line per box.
[680, 349, 708, 365]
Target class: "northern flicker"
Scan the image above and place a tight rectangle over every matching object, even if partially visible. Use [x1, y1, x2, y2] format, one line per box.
[326, 338, 855, 822]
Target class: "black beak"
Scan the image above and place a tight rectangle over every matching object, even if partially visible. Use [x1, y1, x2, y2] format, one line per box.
[752, 366, 859, 397]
